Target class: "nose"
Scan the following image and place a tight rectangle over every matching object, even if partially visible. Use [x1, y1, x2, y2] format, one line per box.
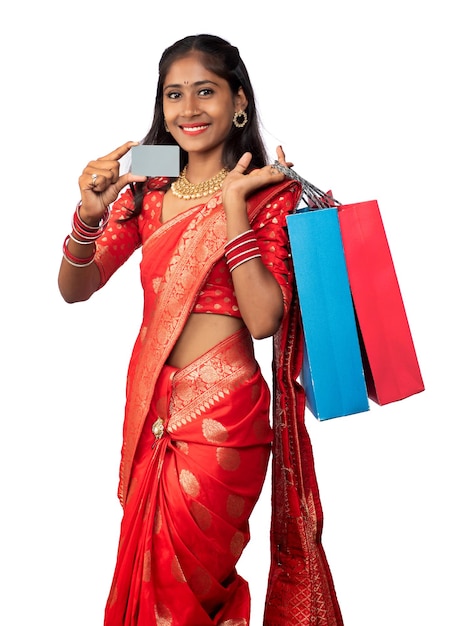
[182, 94, 200, 117]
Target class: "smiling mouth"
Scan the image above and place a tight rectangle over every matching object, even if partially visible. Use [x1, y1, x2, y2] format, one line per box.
[180, 124, 210, 134]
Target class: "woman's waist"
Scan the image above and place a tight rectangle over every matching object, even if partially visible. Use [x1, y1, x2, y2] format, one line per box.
[167, 313, 245, 369]
[173, 325, 256, 387]
[167, 327, 267, 436]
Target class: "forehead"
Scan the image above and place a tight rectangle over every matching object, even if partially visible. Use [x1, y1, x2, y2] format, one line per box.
[164, 51, 224, 86]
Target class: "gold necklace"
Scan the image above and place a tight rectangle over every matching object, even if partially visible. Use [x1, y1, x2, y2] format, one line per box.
[171, 166, 229, 200]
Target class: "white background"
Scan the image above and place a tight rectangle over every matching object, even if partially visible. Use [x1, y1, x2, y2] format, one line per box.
[1, 1, 463, 624]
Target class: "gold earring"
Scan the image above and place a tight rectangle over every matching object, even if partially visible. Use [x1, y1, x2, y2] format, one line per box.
[233, 110, 248, 128]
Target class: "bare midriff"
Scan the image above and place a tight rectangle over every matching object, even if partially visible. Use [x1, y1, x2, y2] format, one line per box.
[167, 313, 245, 369]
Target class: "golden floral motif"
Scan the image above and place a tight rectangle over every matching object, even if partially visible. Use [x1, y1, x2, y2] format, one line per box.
[143, 492, 151, 522]
[199, 363, 220, 384]
[179, 469, 200, 497]
[152, 277, 162, 293]
[171, 555, 187, 583]
[230, 531, 245, 557]
[190, 501, 212, 531]
[219, 620, 248, 626]
[143, 549, 152, 583]
[174, 380, 195, 404]
[226, 494, 245, 519]
[202, 418, 229, 443]
[154, 504, 162, 534]
[154, 603, 173, 625]
[168, 333, 255, 433]
[174, 440, 189, 455]
[189, 565, 212, 597]
[216, 447, 241, 471]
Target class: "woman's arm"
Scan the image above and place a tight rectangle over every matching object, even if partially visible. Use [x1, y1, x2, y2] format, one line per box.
[221, 148, 295, 339]
[58, 236, 102, 303]
[58, 141, 146, 303]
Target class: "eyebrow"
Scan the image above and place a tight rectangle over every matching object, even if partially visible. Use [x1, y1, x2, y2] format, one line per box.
[163, 79, 219, 91]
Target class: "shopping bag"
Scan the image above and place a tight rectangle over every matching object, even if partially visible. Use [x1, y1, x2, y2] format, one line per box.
[287, 207, 369, 420]
[337, 200, 424, 404]
[275, 161, 424, 407]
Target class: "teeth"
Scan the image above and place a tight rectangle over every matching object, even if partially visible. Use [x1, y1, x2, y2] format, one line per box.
[183, 125, 208, 132]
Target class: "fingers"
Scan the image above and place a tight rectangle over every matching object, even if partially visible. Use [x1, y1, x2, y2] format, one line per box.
[83, 162, 125, 190]
[276, 145, 294, 168]
[276, 145, 286, 163]
[81, 141, 144, 192]
[78, 141, 147, 219]
[233, 152, 252, 173]
[100, 140, 140, 162]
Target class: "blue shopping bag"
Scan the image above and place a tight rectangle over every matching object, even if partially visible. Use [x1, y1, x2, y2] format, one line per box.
[287, 207, 369, 420]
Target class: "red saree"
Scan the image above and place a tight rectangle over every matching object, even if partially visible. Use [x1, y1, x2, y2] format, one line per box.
[95, 179, 343, 625]
[105, 329, 272, 625]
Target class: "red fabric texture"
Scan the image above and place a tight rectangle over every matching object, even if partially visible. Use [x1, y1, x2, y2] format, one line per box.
[94, 179, 343, 624]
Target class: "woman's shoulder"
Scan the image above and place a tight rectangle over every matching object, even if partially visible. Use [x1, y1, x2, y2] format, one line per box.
[248, 178, 303, 223]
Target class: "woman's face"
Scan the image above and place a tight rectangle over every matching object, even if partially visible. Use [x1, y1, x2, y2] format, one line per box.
[162, 52, 247, 162]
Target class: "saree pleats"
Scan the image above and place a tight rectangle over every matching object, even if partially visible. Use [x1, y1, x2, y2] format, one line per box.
[105, 329, 272, 625]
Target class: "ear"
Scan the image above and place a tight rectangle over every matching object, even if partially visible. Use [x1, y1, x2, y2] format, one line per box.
[234, 86, 248, 112]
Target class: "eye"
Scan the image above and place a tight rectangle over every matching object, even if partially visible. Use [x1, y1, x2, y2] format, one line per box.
[198, 87, 214, 97]
[166, 91, 181, 100]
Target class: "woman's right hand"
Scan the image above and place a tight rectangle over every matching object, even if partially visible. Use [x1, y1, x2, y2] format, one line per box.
[78, 141, 147, 225]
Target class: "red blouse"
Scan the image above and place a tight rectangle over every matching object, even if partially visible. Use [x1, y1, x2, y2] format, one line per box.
[94, 179, 294, 318]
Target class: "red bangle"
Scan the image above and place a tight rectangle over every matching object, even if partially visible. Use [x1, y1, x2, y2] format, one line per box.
[72, 202, 110, 241]
[62, 235, 96, 267]
[224, 230, 262, 272]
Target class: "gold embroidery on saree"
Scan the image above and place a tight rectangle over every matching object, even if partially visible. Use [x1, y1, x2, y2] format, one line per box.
[168, 329, 256, 434]
[120, 199, 229, 503]
[230, 531, 245, 558]
[120, 183, 293, 505]
[154, 603, 173, 626]
[189, 565, 212, 597]
[142, 549, 152, 583]
[174, 440, 189, 455]
[154, 504, 162, 534]
[226, 494, 245, 519]
[202, 418, 229, 443]
[179, 469, 200, 497]
[216, 447, 241, 471]
[171, 555, 187, 583]
[190, 501, 212, 531]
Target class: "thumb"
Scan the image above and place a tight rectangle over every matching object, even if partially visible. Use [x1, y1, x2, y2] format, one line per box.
[233, 152, 252, 173]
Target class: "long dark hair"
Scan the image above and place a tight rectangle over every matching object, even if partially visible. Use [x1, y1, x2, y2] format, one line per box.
[130, 34, 269, 217]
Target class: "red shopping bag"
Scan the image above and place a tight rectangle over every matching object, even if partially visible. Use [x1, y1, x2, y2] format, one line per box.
[337, 200, 424, 404]
[272, 162, 425, 407]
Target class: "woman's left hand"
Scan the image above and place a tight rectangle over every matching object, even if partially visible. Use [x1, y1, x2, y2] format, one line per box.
[221, 145, 293, 204]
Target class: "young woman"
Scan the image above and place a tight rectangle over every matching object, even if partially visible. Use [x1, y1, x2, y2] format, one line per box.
[58, 34, 343, 626]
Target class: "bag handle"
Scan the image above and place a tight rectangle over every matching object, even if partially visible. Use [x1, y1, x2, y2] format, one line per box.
[272, 161, 340, 209]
